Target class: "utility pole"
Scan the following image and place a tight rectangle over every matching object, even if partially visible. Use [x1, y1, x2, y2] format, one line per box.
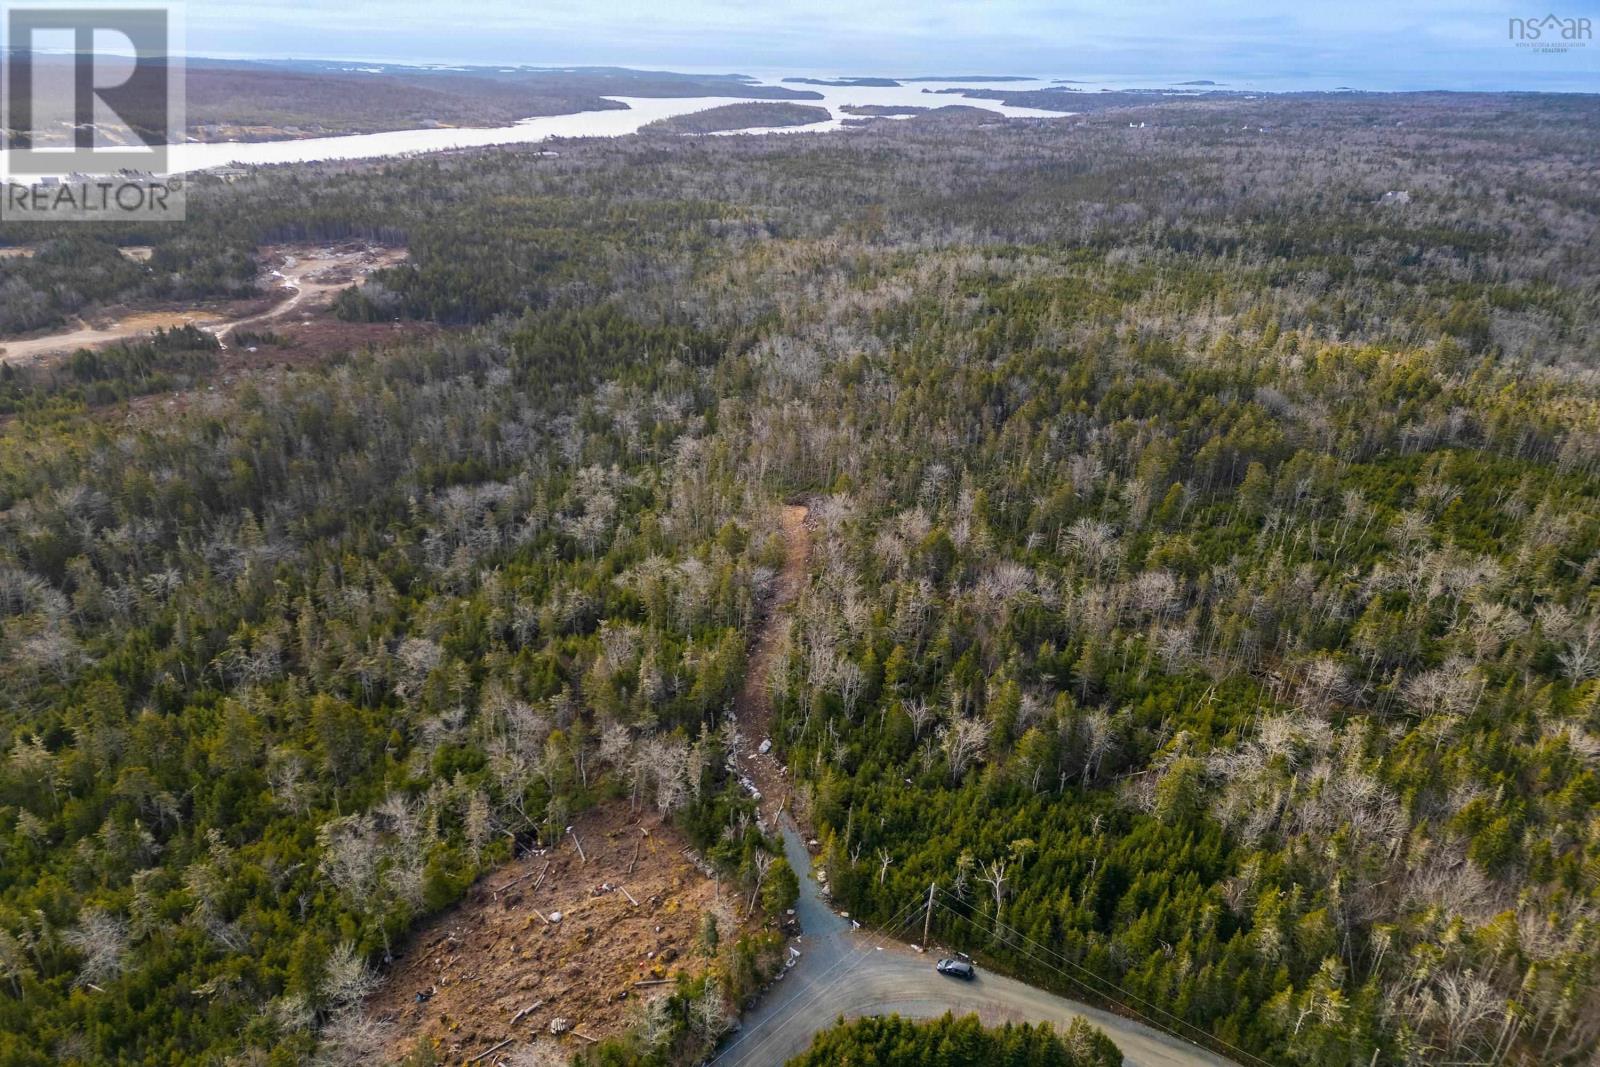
[922, 881, 936, 949]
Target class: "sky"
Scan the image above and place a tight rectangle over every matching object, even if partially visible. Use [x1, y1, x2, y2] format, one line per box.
[181, 0, 1599, 91]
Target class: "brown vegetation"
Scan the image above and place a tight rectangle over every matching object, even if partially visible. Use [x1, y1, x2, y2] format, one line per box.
[364, 804, 734, 1065]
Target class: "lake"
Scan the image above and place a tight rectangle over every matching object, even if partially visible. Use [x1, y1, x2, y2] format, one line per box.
[164, 79, 1075, 174]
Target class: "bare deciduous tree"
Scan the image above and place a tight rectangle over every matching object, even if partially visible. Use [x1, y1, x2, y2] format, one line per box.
[940, 717, 990, 781]
[64, 908, 127, 988]
[978, 858, 1009, 934]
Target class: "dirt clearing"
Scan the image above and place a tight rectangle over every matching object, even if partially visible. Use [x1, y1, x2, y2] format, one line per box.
[0, 241, 405, 367]
[213, 242, 407, 346]
[365, 803, 734, 1065]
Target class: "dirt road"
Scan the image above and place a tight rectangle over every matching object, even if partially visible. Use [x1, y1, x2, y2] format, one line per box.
[731, 503, 810, 823]
[0, 244, 404, 366]
[0, 308, 231, 365]
[210, 245, 405, 347]
[714, 502, 1242, 1067]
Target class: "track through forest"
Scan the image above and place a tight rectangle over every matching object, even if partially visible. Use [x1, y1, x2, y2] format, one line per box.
[716, 504, 1240, 1067]
[732, 503, 811, 824]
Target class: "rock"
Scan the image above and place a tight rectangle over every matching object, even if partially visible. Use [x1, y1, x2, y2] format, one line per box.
[758, 739, 772, 754]
[549, 911, 563, 923]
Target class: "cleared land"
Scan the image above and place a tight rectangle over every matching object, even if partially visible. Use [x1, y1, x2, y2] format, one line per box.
[365, 804, 736, 1065]
[0, 242, 405, 366]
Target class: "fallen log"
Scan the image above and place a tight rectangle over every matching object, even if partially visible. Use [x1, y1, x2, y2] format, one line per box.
[466, 1038, 514, 1063]
[510, 1000, 543, 1025]
[493, 869, 535, 895]
[567, 827, 587, 863]
[619, 885, 639, 906]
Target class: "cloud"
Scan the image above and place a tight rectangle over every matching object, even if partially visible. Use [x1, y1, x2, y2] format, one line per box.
[181, 0, 1600, 89]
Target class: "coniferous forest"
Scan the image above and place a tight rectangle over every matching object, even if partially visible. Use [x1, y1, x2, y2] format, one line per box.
[0, 91, 1597, 1065]
[785, 1013, 1124, 1067]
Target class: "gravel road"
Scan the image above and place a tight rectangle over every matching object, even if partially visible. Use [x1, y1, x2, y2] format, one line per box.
[710, 817, 1243, 1067]
[717, 504, 1244, 1067]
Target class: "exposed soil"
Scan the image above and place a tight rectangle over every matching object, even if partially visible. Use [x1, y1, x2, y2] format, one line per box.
[0, 244, 147, 261]
[732, 504, 811, 825]
[212, 243, 409, 347]
[0, 304, 240, 365]
[365, 804, 734, 1066]
[0, 241, 406, 366]
[361, 508, 814, 1066]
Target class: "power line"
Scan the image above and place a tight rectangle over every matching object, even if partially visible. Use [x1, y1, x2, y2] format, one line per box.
[709, 892, 925, 1065]
[716, 879, 1272, 1067]
[711, 894, 923, 1065]
[927, 889, 1272, 1067]
[931, 891, 1265, 1064]
[926, 897, 1251, 1064]
[926, 898, 1109, 1005]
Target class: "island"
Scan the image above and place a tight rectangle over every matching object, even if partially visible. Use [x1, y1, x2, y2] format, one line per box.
[643, 102, 832, 134]
[783, 77, 902, 87]
[900, 74, 1035, 82]
[840, 104, 930, 116]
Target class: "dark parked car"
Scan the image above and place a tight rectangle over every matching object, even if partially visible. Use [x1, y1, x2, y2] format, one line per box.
[936, 958, 975, 979]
